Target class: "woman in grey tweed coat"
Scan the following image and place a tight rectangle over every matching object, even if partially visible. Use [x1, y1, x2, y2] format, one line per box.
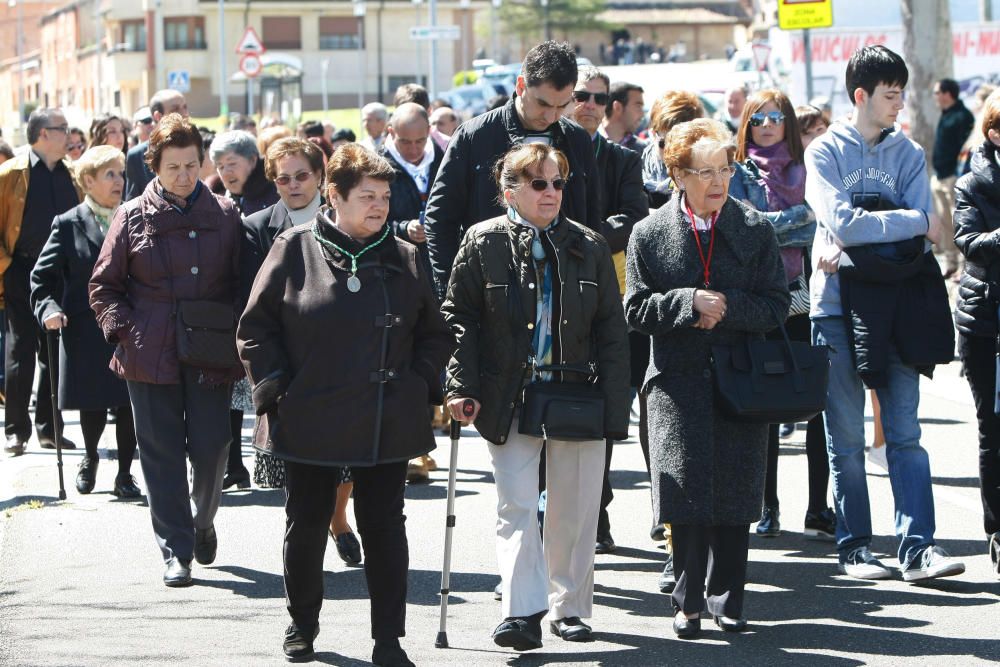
[625, 119, 789, 638]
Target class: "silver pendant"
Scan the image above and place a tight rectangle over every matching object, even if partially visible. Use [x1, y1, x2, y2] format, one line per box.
[347, 275, 362, 293]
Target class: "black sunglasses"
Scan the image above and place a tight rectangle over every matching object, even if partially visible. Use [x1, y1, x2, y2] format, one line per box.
[572, 91, 609, 106]
[749, 111, 786, 127]
[529, 178, 567, 192]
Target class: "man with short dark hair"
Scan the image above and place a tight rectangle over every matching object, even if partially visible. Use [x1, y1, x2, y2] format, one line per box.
[932, 77, 975, 278]
[125, 89, 189, 200]
[806, 46, 964, 583]
[601, 81, 646, 153]
[395, 82, 452, 151]
[0, 108, 81, 455]
[424, 40, 600, 298]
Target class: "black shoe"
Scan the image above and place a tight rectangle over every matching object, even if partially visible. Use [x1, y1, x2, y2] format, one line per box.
[804, 507, 836, 541]
[714, 615, 748, 632]
[163, 558, 193, 587]
[779, 423, 796, 439]
[283, 623, 319, 663]
[989, 532, 1000, 579]
[650, 523, 666, 541]
[672, 613, 701, 639]
[331, 530, 362, 566]
[38, 435, 77, 450]
[222, 467, 251, 490]
[756, 506, 780, 537]
[75, 456, 99, 494]
[493, 582, 503, 601]
[4, 436, 26, 456]
[659, 553, 676, 594]
[112, 474, 142, 498]
[194, 526, 217, 565]
[549, 617, 593, 642]
[492, 614, 543, 651]
[595, 529, 616, 554]
[372, 639, 414, 667]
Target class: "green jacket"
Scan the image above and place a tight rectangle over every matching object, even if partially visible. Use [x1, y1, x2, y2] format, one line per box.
[442, 214, 630, 445]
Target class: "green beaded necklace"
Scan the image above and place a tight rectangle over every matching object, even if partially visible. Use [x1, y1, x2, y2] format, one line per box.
[312, 221, 391, 293]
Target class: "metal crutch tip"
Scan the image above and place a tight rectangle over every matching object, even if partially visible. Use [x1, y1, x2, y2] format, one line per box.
[434, 631, 449, 648]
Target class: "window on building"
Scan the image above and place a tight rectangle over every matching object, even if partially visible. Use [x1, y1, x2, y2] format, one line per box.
[165, 17, 206, 50]
[319, 17, 363, 50]
[262, 16, 301, 50]
[120, 20, 146, 52]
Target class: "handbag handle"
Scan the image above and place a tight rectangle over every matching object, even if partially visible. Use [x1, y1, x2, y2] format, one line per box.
[764, 299, 805, 393]
[532, 362, 598, 383]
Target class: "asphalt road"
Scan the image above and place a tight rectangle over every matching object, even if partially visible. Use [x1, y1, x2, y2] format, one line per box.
[0, 360, 998, 666]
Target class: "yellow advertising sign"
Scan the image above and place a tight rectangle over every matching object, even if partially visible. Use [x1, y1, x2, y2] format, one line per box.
[778, 0, 834, 31]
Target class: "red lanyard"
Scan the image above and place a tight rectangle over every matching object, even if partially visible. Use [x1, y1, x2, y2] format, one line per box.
[685, 200, 718, 288]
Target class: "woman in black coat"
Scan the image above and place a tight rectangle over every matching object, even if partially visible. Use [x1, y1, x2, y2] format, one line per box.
[626, 119, 789, 638]
[30, 145, 140, 498]
[953, 91, 1000, 577]
[237, 144, 453, 664]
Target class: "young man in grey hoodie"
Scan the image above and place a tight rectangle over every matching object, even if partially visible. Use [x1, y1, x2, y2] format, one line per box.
[805, 45, 965, 582]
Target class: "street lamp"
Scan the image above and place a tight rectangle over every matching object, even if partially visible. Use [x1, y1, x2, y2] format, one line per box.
[491, 0, 501, 62]
[321, 59, 329, 113]
[540, 0, 550, 42]
[218, 0, 228, 117]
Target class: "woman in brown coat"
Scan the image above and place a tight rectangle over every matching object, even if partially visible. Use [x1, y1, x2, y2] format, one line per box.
[237, 144, 452, 665]
[89, 114, 243, 589]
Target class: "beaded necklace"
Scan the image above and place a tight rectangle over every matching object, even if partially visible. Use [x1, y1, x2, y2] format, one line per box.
[312, 221, 391, 293]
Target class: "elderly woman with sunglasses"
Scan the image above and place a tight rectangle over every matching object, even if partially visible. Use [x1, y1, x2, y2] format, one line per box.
[726, 90, 833, 544]
[443, 143, 629, 649]
[626, 119, 788, 639]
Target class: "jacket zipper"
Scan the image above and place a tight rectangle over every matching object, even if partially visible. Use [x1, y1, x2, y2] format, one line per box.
[546, 228, 565, 368]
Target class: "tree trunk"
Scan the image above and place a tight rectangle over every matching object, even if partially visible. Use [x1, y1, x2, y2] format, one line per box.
[901, 0, 953, 166]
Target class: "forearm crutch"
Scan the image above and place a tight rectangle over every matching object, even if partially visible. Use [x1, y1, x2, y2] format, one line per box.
[45, 330, 67, 501]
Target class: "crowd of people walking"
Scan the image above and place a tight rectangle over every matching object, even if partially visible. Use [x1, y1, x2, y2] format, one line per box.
[0, 38, 998, 665]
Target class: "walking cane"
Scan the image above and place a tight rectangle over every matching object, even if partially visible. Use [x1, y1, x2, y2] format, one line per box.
[45, 329, 67, 501]
[435, 399, 474, 649]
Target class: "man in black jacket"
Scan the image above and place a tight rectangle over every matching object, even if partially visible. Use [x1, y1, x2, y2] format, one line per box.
[125, 89, 188, 201]
[424, 41, 600, 298]
[931, 78, 975, 277]
[568, 66, 648, 555]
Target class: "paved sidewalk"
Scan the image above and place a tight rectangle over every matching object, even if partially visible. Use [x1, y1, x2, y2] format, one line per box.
[0, 361, 998, 666]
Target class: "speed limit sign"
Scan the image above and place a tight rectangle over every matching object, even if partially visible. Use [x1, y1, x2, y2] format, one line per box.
[240, 53, 263, 78]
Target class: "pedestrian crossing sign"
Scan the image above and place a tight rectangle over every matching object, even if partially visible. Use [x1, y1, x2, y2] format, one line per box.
[167, 70, 191, 93]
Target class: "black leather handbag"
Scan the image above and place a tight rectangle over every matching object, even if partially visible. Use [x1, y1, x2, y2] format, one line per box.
[519, 363, 606, 442]
[175, 300, 240, 369]
[711, 303, 828, 423]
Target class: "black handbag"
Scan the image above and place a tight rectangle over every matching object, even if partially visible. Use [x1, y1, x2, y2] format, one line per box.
[518, 363, 606, 442]
[710, 302, 828, 423]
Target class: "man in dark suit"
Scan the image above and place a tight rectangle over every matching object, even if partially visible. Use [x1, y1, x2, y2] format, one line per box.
[124, 89, 189, 201]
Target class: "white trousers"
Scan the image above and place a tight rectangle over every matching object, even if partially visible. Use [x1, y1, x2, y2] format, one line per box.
[489, 420, 605, 620]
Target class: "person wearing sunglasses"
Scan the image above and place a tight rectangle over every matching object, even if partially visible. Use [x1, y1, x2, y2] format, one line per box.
[0, 107, 81, 457]
[626, 118, 789, 638]
[443, 142, 629, 649]
[727, 89, 834, 545]
[65, 127, 87, 162]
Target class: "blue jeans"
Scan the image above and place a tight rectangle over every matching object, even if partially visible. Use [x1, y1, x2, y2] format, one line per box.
[812, 317, 936, 567]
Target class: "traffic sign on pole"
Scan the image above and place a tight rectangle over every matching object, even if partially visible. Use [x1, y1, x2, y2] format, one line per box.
[240, 53, 263, 78]
[167, 70, 190, 93]
[777, 0, 834, 31]
[236, 26, 266, 54]
[409, 25, 461, 41]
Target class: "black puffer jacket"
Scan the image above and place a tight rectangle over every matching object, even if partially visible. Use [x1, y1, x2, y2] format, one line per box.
[954, 142, 1000, 338]
[442, 214, 630, 445]
[594, 133, 649, 254]
[424, 95, 601, 299]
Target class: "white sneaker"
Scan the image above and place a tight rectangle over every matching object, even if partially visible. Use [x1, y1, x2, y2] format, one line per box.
[867, 445, 888, 471]
[838, 546, 893, 580]
[902, 545, 966, 582]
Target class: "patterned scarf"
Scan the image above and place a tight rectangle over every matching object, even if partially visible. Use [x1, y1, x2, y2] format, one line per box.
[84, 195, 117, 233]
[748, 141, 807, 282]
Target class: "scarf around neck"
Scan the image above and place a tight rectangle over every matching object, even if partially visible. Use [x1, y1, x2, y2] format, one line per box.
[747, 141, 806, 211]
[84, 195, 117, 232]
[287, 191, 322, 227]
[386, 137, 435, 193]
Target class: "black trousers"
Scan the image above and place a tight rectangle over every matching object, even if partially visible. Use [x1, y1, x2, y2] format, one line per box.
[79, 404, 138, 476]
[3, 260, 62, 441]
[284, 459, 409, 638]
[957, 333, 1000, 535]
[671, 524, 750, 619]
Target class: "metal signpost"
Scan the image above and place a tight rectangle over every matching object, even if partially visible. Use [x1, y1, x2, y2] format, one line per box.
[237, 26, 266, 117]
[778, 0, 835, 104]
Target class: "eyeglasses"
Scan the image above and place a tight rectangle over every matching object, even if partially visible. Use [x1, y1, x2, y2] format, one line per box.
[572, 91, 609, 106]
[528, 178, 567, 192]
[748, 111, 785, 127]
[274, 171, 315, 186]
[66, 142, 86, 151]
[45, 125, 69, 134]
[682, 165, 736, 182]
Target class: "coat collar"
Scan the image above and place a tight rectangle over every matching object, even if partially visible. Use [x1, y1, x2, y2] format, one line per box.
[267, 200, 292, 235]
[665, 194, 761, 266]
[313, 213, 404, 274]
[501, 94, 568, 147]
[970, 142, 1000, 203]
[73, 202, 106, 249]
[139, 179, 229, 234]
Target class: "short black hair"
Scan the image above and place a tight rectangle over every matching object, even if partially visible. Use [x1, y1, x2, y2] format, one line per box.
[330, 128, 356, 143]
[0, 138, 13, 160]
[936, 78, 960, 100]
[299, 120, 324, 138]
[607, 81, 643, 117]
[845, 45, 908, 105]
[394, 83, 431, 110]
[522, 41, 578, 90]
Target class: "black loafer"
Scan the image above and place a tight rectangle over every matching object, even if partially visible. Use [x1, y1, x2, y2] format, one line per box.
[492, 616, 543, 651]
[283, 623, 319, 662]
[549, 616, 593, 642]
[651, 523, 667, 541]
[672, 613, 701, 639]
[38, 435, 76, 450]
[372, 639, 415, 667]
[714, 615, 748, 632]
[194, 526, 217, 565]
[76, 457, 99, 494]
[222, 467, 251, 490]
[163, 558, 193, 587]
[331, 530, 362, 566]
[659, 553, 676, 594]
[112, 474, 142, 499]
[595, 530, 616, 554]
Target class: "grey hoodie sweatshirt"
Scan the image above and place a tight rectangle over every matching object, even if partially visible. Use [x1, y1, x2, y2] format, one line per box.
[804, 118, 932, 318]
